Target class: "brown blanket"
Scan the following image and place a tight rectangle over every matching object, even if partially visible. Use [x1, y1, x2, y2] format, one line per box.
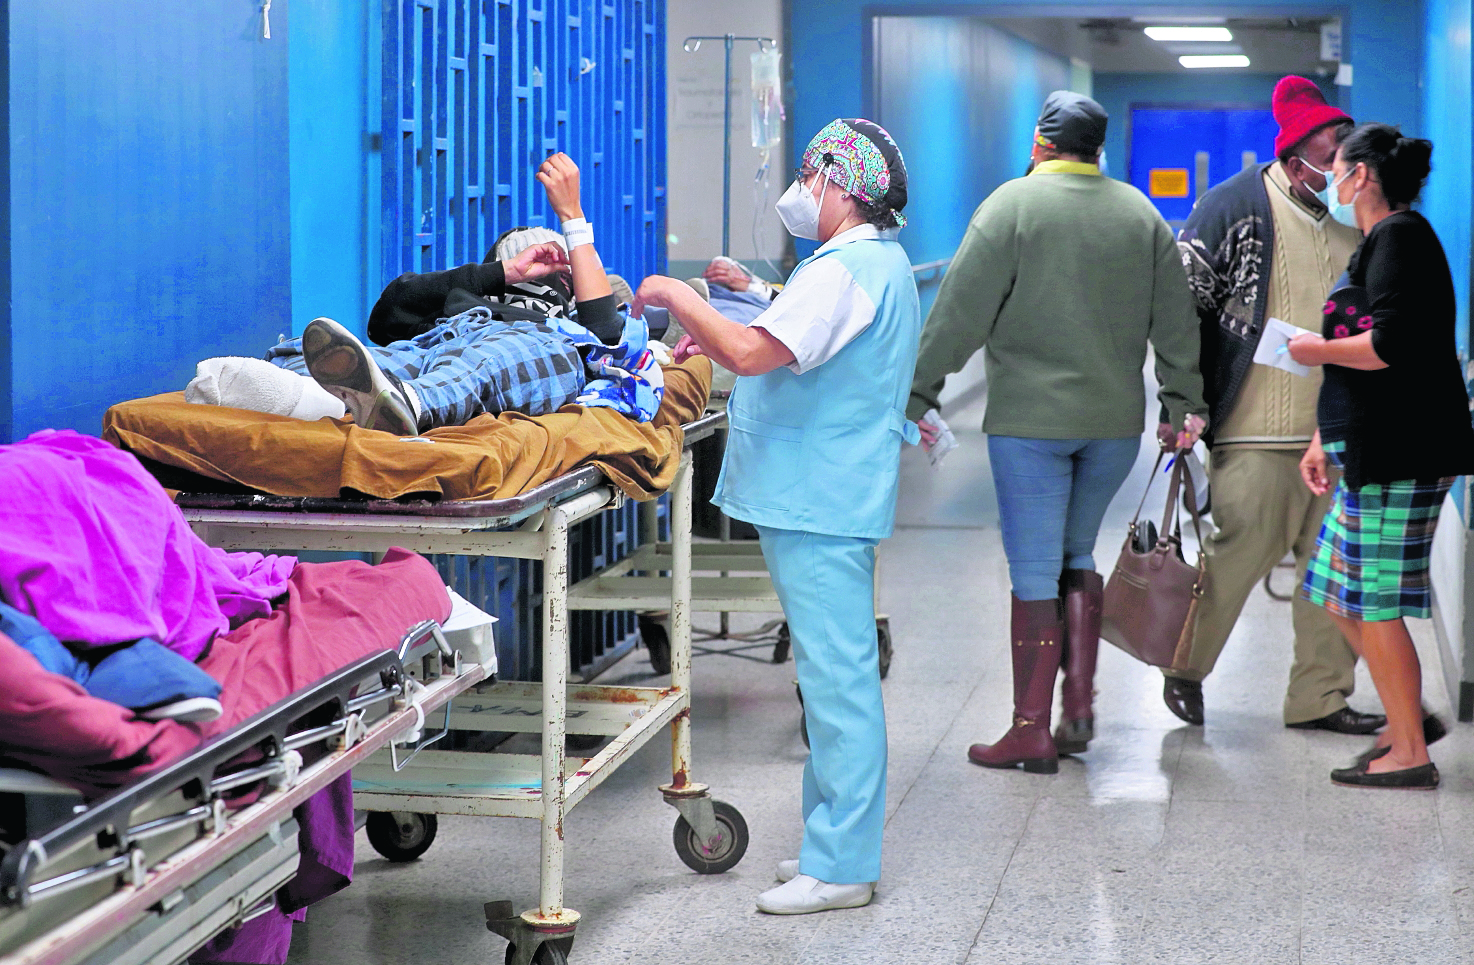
[102, 358, 712, 502]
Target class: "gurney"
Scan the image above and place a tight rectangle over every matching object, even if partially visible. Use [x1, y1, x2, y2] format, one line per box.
[175, 412, 745, 964]
[0, 620, 489, 965]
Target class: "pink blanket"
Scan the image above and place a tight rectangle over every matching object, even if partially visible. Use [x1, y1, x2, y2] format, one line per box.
[0, 430, 294, 661]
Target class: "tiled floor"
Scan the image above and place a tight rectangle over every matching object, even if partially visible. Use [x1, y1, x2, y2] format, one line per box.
[287, 384, 1474, 964]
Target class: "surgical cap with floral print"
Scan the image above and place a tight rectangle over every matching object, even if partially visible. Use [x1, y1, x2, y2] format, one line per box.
[801, 118, 909, 227]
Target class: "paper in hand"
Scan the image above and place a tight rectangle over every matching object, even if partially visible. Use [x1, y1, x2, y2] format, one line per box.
[1251, 317, 1313, 376]
[921, 408, 958, 468]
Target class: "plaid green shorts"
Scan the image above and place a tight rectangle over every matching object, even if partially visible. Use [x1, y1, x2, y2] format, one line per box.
[1302, 440, 1454, 621]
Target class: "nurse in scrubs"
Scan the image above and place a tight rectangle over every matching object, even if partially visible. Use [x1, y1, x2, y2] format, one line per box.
[632, 119, 919, 915]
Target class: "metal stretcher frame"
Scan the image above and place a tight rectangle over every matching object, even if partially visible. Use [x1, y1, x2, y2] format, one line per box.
[176, 415, 742, 963]
[0, 623, 490, 965]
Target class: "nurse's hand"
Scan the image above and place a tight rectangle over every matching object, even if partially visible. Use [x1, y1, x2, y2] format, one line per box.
[630, 275, 690, 319]
[917, 419, 940, 451]
[673, 334, 706, 364]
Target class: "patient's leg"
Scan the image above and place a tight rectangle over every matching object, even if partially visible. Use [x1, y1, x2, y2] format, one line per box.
[300, 318, 422, 435]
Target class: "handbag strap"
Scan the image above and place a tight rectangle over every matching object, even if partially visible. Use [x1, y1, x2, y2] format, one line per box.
[1130, 450, 1169, 527]
[1160, 456, 1208, 573]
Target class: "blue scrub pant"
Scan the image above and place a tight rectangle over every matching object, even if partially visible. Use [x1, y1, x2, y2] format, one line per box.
[988, 435, 1140, 601]
[755, 524, 885, 885]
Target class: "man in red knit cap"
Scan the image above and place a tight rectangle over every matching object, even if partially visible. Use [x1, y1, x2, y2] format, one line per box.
[1164, 76, 1388, 735]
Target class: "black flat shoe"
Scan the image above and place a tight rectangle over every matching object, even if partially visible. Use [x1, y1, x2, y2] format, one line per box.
[1286, 706, 1387, 735]
[1331, 759, 1439, 790]
[1163, 676, 1204, 726]
[1351, 744, 1392, 769]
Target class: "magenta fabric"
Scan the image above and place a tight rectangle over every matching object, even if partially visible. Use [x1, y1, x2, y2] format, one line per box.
[0, 430, 295, 660]
[191, 774, 357, 965]
[0, 631, 203, 796]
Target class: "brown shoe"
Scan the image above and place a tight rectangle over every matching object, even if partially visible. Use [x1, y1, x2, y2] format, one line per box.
[1054, 569, 1103, 755]
[969, 597, 1063, 774]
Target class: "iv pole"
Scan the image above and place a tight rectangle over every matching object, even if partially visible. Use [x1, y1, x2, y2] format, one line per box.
[682, 34, 774, 257]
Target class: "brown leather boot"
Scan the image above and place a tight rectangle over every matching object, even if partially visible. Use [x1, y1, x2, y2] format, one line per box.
[969, 596, 1063, 773]
[1054, 569, 1104, 755]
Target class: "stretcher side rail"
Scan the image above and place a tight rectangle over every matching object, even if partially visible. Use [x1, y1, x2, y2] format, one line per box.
[0, 621, 455, 910]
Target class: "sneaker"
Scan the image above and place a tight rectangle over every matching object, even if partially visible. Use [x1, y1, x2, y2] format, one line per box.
[138, 697, 224, 724]
[756, 875, 873, 915]
[302, 317, 419, 435]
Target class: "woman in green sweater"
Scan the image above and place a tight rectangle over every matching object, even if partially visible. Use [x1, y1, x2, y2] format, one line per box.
[908, 91, 1207, 773]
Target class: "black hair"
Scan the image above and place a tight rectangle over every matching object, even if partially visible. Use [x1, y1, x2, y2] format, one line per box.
[851, 194, 903, 230]
[1339, 122, 1433, 206]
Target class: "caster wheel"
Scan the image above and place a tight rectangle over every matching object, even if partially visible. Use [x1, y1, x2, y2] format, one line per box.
[672, 800, 749, 874]
[772, 623, 791, 664]
[566, 733, 604, 753]
[795, 684, 809, 748]
[877, 623, 893, 680]
[505, 941, 569, 965]
[365, 811, 437, 862]
[640, 616, 671, 675]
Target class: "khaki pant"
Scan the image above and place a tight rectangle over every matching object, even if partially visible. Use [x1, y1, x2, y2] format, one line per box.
[1172, 447, 1357, 724]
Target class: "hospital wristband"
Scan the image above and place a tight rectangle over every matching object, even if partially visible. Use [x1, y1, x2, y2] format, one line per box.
[562, 217, 594, 249]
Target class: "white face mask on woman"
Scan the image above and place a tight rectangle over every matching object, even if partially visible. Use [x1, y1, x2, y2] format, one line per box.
[776, 173, 831, 241]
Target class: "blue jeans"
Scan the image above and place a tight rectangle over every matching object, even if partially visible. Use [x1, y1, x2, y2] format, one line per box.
[988, 435, 1140, 601]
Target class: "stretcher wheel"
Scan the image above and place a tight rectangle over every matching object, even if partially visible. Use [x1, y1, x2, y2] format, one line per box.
[640, 616, 671, 675]
[672, 800, 749, 874]
[365, 811, 438, 862]
[504, 941, 569, 965]
[877, 623, 893, 680]
[772, 623, 791, 664]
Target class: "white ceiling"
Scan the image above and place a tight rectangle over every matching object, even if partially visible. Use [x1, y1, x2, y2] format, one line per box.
[984, 15, 1338, 76]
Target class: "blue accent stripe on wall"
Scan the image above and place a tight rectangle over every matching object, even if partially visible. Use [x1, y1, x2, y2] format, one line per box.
[1421, 0, 1471, 361]
[0, 1, 10, 445]
[8, 2, 291, 441]
[290, 0, 371, 337]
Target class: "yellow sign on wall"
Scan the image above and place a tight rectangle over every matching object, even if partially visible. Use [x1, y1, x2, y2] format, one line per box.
[1149, 168, 1191, 198]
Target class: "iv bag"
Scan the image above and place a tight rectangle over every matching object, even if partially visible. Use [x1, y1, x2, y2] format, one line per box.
[750, 47, 783, 150]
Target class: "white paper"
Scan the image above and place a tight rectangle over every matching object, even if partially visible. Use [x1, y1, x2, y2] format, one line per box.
[1251, 317, 1313, 377]
[921, 408, 958, 468]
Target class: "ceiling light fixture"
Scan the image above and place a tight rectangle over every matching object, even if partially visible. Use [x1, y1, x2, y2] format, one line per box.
[1145, 26, 1235, 42]
[1179, 54, 1251, 68]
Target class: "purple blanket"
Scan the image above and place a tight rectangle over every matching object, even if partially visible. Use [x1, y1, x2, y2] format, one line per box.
[0, 430, 294, 661]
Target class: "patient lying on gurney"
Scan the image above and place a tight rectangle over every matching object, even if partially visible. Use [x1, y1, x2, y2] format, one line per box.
[188, 154, 694, 435]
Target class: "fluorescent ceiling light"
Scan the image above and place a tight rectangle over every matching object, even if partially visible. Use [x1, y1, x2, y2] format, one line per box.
[1179, 54, 1251, 68]
[1145, 26, 1234, 42]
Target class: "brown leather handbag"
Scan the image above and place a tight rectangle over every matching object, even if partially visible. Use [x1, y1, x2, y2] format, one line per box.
[1100, 452, 1208, 671]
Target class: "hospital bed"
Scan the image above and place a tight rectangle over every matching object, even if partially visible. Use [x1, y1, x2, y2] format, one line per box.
[0, 620, 487, 965]
[176, 413, 746, 965]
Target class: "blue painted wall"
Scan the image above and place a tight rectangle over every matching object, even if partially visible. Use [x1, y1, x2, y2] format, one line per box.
[289, 0, 373, 337]
[1093, 72, 1341, 188]
[1421, 0, 1472, 360]
[869, 17, 1070, 310]
[791, 0, 1426, 209]
[6, 2, 292, 441]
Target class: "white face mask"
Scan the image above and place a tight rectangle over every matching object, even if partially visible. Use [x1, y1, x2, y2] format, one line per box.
[776, 174, 830, 241]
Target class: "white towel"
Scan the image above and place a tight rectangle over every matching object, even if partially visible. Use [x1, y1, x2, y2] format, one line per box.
[186, 357, 346, 422]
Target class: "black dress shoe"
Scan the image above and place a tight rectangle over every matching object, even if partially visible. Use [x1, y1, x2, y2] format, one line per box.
[1163, 676, 1204, 726]
[1424, 713, 1449, 746]
[1286, 706, 1386, 735]
[1331, 759, 1439, 790]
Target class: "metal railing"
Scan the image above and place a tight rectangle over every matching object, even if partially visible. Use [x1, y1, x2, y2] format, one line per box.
[912, 258, 951, 283]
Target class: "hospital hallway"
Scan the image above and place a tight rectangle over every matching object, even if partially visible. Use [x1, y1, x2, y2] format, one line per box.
[287, 376, 1474, 965]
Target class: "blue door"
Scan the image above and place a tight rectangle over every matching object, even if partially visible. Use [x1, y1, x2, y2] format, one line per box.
[1129, 107, 1278, 223]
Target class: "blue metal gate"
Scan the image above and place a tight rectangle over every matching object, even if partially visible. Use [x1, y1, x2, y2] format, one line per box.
[380, 0, 665, 282]
[380, 0, 667, 681]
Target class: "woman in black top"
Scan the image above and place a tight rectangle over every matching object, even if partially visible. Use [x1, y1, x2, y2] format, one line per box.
[1288, 124, 1474, 789]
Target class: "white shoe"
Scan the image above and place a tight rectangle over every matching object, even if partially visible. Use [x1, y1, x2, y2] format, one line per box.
[755, 875, 873, 915]
[776, 859, 799, 883]
[138, 697, 224, 724]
